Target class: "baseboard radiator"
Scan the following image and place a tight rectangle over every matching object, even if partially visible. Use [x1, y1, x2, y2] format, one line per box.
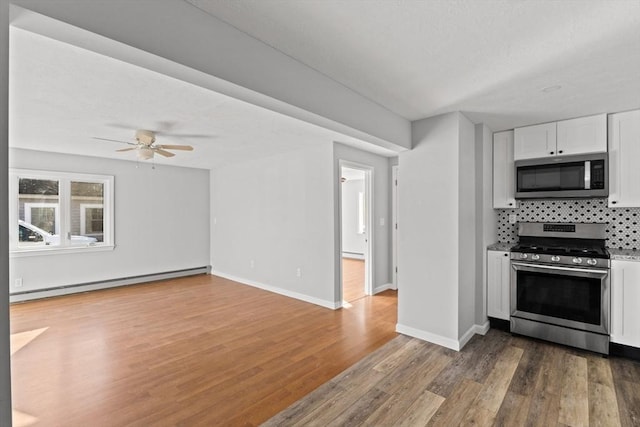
[10, 266, 211, 303]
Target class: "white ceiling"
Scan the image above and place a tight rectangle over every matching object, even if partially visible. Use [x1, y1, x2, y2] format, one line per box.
[187, 0, 640, 130]
[9, 1, 640, 169]
[9, 27, 377, 169]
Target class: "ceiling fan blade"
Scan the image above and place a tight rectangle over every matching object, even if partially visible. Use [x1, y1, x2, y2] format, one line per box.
[156, 144, 194, 151]
[105, 123, 138, 130]
[93, 137, 136, 145]
[154, 149, 176, 158]
[116, 147, 137, 152]
[155, 132, 213, 139]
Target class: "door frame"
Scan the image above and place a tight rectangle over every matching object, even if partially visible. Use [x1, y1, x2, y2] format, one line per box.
[392, 165, 398, 289]
[338, 160, 374, 302]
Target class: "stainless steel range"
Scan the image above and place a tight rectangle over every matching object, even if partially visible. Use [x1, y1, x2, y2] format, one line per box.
[510, 222, 610, 354]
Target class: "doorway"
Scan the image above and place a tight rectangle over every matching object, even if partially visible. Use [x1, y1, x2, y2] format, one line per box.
[339, 162, 373, 304]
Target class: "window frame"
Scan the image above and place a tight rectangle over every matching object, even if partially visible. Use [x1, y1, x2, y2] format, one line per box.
[9, 169, 115, 256]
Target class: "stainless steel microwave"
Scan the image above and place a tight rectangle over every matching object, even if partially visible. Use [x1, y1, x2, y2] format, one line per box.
[515, 153, 608, 199]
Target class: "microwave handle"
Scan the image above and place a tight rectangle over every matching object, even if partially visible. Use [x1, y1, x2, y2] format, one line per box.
[584, 160, 591, 189]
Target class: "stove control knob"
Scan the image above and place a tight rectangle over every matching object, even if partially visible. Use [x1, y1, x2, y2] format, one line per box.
[551, 256, 560, 262]
[531, 254, 540, 260]
[520, 253, 528, 259]
[587, 259, 598, 266]
[573, 257, 583, 264]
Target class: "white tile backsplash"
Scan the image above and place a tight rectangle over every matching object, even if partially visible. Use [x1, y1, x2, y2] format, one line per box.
[497, 199, 640, 250]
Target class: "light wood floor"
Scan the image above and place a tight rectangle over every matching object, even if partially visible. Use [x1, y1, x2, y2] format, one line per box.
[266, 329, 640, 426]
[10, 274, 398, 426]
[342, 257, 365, 303]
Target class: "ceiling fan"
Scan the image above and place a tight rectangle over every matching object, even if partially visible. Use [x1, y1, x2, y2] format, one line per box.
[93, 129, 194, 160]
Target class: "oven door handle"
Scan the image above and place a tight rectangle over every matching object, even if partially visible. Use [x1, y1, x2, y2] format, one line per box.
[511, 262, 608, 276]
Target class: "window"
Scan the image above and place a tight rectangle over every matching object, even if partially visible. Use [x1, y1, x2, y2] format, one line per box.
[10, 169, 114, 255]
[357, 191, 366, 234]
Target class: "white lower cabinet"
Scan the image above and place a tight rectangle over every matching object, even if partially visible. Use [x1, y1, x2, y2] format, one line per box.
[487, 250, 511, 320]
[610, 260, 640, 347]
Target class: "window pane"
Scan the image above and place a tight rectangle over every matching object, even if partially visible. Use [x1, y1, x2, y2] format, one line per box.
[72, 181, 105, 243]
[18, 178, 60, 247]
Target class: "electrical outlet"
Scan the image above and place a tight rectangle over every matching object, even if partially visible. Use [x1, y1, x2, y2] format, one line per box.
[509, 214, 517, 224]
[296, 268, 301, 278]
[14, 278, 23, 288]
[250, 259, 255, 269]
[380, 217, 385, 226]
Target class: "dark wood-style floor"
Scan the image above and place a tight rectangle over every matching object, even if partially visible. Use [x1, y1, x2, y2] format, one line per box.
[342, 257, 365, 303]
[10, 274, 398, 426]
[267, 329, 640, 426]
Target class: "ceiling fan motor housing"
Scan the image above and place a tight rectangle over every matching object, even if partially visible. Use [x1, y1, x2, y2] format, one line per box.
[135, 129, 156, 146]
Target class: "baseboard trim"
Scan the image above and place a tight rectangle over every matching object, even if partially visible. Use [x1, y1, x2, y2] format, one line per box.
[396, 321, 490, 352]
[373, 283, 393, 294]
[212, 270, 340, 310]
[459, 322, 490, 349]
[10, 266, 212, 303]
[396, 323, 461, 351]
[475, 321, 491, 336]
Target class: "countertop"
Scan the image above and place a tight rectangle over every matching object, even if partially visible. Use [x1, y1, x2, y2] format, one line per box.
[487, 242, 515, 251]
[608, 248, 640, 262]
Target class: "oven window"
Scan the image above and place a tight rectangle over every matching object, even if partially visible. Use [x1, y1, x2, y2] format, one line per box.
[516, 270, 601, 325]
[517, 162, 585, 192]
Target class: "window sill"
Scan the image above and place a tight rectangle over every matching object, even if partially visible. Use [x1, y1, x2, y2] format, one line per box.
[10, 244, 115, 258]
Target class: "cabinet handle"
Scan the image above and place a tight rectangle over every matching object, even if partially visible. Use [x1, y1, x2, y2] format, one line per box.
[508, 202, 513, 206]
[558, 150, 563, 154]
[550, 151, 554, 155]
[611, 201, 617, 204]
[504, 253, 508, 257]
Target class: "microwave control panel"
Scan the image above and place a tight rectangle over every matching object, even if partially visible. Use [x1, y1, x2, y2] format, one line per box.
[591, 161, 605, 189]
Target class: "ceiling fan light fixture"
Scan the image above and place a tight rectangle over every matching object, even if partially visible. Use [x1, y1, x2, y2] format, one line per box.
[137, 146, 154, 160]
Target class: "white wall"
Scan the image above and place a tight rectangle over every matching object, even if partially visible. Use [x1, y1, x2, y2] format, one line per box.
[0, 0, 11, 421]
[9, 148, 211, 293]
[334, 143, 392, 295]
[11, 0, 410, 153]
[341, 177, 366, 256]
[476, 123, 497, 325]
[397, 112, 479, 350]
[457, 115, 476, 337]
[211, 143, 337, 308]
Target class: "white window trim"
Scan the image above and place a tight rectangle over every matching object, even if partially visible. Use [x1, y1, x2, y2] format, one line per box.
[10, 169, 115, 257]
[80, 203, 104, 236]
[24, 202, 60, 235]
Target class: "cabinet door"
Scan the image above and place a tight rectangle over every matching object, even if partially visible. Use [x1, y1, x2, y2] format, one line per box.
[493, 131, 517, 209]
[611, 260, 640, 347]
[557, 114, 607, 156]
[514, 122, 557, 160]
[608, 110, 640, 208]
[487, 250, 511, 320]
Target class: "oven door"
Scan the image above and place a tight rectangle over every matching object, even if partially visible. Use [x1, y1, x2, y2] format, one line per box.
[510, 262, 610, 335]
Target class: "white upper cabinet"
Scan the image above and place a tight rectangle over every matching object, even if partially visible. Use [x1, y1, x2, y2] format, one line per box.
[514, 122, 556, 161]
[556, 114, 607, 156]
[514, 114, 606, 161]
[493, 131, 517, 209]
[608, 109, 640, 208]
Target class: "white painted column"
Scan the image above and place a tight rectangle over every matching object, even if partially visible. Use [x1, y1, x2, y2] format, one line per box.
[0, 0, 13, 424]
